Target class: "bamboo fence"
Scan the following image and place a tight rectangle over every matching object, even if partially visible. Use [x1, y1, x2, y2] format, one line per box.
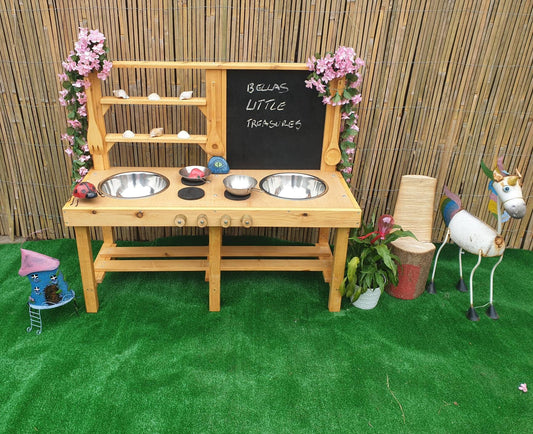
[0, 0, 531, 249]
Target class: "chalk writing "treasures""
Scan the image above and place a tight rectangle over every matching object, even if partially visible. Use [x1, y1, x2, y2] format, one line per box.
[246, 119, 302, 130]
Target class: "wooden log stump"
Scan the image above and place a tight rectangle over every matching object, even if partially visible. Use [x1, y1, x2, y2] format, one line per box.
[387, 238, 435, 300]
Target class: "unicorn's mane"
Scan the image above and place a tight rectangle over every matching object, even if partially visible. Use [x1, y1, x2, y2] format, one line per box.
[440, 186, 462, 226]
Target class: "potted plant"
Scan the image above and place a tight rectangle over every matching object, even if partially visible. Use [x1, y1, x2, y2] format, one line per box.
[339, 214, 416, 309]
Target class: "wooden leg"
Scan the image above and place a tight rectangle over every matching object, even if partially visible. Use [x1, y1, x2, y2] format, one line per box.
[74, 227, 99, 313]
[95, 226, 115, 283]
[208, 226, 222, 311]
[328, 227, 349, 312]
[318, 227, 332, 283]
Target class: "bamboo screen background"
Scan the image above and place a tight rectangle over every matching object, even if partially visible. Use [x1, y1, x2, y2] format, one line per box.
[0, 1, 531, 249]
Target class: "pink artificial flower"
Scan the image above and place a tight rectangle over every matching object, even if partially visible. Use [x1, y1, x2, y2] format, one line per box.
[314, 81, 326, 94]
[77, 105, 87, 117]
[75, 37, 88, 56]
[102, 60, 112, 73]
[61, 133, 74, 144]
[346, 148, 356, 155]
[57, 73, 68, 82]
[92, 43, 105, 56]
[79, 154, 92, 162]
[519, 383, 528, 393]
[64, 147, 73, 156]
[81, 144, 90, 152]
[78, 166, 89, 177]
[88, 29, 105, 44]
[76, 92, 87, 104]
[306, 56, 316, 71]
[67, 119, 82, 129]
[341, 166, 353, 174]
[351, 94, 362, 105]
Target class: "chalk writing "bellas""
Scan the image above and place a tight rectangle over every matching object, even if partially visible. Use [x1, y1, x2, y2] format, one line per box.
[246, 119, 302, 130]
[247, 82, 289, 94]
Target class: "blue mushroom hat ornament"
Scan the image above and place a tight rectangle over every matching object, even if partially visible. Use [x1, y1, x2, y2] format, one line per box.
[19, 249, 77, 334]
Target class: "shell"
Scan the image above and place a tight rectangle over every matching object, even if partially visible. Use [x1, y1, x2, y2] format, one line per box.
[177, 130, 190, 139]
[122, 130, 135, 139]
[179, 91, 193, 100]
[150, 127, 164, 138]
[113, 89, 129, 99]
[147, 93, 161, 101]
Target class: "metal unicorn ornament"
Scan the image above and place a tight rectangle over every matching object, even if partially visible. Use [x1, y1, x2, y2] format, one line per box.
[427, 157, 527, 321]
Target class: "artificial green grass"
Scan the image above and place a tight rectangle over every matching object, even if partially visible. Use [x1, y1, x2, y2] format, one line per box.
[1, 237, 532, 433]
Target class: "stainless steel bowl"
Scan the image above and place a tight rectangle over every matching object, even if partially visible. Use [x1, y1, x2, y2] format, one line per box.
[179, 165, 212, 181]
[223, 174, 258, 196]
[98, 171, 170, 199]
[260, 173, 327, 199]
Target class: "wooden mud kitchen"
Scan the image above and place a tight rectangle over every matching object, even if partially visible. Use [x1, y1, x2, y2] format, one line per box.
[62, 61, 361, 313]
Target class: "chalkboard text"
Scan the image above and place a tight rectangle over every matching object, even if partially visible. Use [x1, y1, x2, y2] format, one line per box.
[246, 82, 289, 94]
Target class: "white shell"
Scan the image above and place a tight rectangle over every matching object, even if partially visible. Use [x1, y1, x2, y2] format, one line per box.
[122, 130, 135, 138]
[177, 130, 190, 139]
[150, 127, 164, 138]
[179, 91, 193, 100]
[148, 93, 161, 101]
[113, 89, 129, 99]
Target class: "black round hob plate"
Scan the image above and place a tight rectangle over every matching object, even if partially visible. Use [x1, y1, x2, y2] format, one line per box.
[178, 187, 205, 200]
[224, 191, 250, 201]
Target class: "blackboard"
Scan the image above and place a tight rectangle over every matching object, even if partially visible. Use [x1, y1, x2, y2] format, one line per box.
[226, 70, 326, 170]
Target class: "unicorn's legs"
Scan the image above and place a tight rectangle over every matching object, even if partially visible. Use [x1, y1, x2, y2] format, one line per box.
[466, 250, 482, 321]
[486, 254, 504, 319]
[456, 248, 468, 292]
[426, 229, 450, 294]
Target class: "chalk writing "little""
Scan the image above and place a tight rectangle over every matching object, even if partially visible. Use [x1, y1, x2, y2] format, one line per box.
[245, 98, 286, 111]
[246, 119, 302, 130]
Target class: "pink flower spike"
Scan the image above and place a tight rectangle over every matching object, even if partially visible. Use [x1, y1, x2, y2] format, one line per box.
[518, 383, 528, 393]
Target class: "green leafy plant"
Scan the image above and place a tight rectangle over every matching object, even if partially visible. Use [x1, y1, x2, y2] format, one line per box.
[340, 214, 416, 302]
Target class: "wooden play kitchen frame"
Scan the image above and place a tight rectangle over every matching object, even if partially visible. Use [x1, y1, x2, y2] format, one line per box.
[62, 61, 361, 313]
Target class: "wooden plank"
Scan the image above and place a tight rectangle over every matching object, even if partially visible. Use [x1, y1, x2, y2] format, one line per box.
[97, 244, 332, 258]
[95, 259, 208, 272]
[100, 96, 207, 107]
[220, 258, 331, 271]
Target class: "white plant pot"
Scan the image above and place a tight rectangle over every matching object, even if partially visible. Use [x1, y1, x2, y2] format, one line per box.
[351, 287, 382, 310]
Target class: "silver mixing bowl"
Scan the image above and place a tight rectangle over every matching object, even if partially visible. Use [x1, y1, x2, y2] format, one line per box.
[223, 174, 258, 196]
[98, 171, 170, 199]
[259, 173, 327, 199]
[179, 165, 211, 181]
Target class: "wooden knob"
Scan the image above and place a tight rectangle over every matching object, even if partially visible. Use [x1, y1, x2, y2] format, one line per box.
[136, 210, 144, 218]
[241, 215, 252, 228]
[197, 214, 208, 227]
[220, 215, 231, 228]
[174, 214, 187, 227]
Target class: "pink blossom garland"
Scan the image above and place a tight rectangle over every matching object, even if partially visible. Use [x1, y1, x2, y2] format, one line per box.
[306, 46, 364, 184]
[58, 27, 112, 188]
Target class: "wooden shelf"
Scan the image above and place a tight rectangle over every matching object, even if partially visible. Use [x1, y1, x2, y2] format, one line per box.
[100, 96, 207, 107]
[105, 133, 208, 144]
